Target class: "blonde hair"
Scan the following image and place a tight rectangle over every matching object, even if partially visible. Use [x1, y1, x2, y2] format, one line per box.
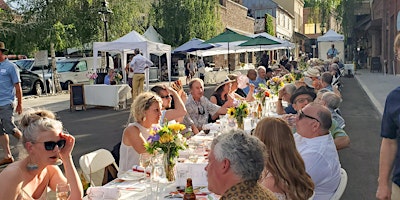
[254, 117, 314, 199]
[130, 92, 162, 123]
[19, 109, 62, 144]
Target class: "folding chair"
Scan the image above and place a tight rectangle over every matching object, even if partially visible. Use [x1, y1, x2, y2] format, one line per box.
[79, 149, 119, 186]
[330, 168, 348, 200]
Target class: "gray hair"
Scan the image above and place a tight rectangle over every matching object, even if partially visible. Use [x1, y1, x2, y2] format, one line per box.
[257, 66, 266, 72]
[211, 129, 266, 181]
[18, 109, 63, 143]
[284, 83, 297, 95]
[322, 92, 342, 110]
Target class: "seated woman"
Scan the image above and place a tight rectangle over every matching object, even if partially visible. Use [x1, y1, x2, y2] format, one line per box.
[210, 79, 235, 107]
[150, 84, 187, 124]
[227, 74, 255, 102]
[0, 109, 83, 200]
[104, 69, 116, 85]
[119, 92, 162, 174]
[254, 117, 314, 200]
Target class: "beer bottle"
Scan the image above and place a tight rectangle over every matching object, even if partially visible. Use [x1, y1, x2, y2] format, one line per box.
[183, 178, 196, 200]
[257, 103, 263, 119]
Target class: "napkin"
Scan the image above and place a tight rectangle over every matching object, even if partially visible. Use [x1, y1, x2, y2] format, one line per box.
[132, 165, 151, 175]
[86, 187, 120, 200]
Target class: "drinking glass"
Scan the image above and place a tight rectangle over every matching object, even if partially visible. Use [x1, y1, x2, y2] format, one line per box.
[139, 153, 152, 180]
[56, 183, 70, 200]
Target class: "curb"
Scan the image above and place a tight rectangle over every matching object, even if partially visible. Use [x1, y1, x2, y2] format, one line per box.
[354, 74, 384, 117]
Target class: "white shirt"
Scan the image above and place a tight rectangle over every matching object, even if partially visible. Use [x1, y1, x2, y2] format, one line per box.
[294, 133, 341, 200]
[129, 54, 153, 74]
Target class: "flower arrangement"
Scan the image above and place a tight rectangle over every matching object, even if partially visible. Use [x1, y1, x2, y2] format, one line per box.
[291, 70, 304, 81]
[267, 76, 284, 95]
[114, 73, 123, 83]
[145, 123, 188, 181]
[282, 73, 295, 83]
[227, 101, 250, 129]
[86, 72, 98, 80]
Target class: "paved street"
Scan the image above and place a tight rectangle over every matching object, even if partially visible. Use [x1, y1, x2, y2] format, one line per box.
[3, 75, 386, 199]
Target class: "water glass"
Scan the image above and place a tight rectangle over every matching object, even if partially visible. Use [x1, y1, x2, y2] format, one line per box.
[139, 153, 152, 179]
[87, 190, 104, 200]
[56, 183, 70, 200]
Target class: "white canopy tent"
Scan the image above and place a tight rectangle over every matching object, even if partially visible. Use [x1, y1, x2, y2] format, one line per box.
[92, 30, 171, 91]
[143, 25, 164, 44]
[317, 29, 345, 61]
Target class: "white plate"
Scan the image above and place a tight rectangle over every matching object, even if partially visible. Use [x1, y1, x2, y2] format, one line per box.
[118, 170, 144, 181]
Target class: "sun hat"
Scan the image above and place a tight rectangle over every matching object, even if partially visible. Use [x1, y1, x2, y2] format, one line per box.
[270, 64, 281, 70]
[214, 79, 235, 92]
[0, 42, 8, 52]
[304, 67, 320, 78]
[290, 86, 316, 104]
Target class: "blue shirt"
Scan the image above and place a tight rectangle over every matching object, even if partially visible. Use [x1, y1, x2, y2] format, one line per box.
[243, 79, 257, 95]
[381, 86, 400, 187]
[0, 59, 20, 106]
[327, 48, 338, 58]
[104, 75, 111, 85]
[254, 77, 266, 88]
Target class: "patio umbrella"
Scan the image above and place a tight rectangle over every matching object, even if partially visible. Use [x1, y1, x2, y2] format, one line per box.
[238, 35, 281, 51]
[172, 38, 217, 53]
[204, 29, 251, 71]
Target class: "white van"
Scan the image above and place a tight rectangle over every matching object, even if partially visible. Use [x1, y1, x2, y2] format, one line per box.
[56, 57, 113, 89]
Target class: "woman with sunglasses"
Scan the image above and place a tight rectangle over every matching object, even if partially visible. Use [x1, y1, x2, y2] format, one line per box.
[0, 109, 83, 200]
[254, 117, 314, 200]
[119, 92, 162, 175]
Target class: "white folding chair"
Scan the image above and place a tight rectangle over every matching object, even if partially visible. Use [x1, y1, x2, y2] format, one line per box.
[79, 149, 119, 186]
[330, 168, 348, 200]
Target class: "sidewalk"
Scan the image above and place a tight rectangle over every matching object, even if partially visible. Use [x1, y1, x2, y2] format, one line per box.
[354, 69, 400, 116]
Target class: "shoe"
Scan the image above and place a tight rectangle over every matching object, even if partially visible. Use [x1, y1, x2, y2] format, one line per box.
[0, 157, 14, 166]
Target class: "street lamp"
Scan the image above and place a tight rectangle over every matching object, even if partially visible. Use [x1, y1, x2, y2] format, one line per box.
[99, 0, 112, 69]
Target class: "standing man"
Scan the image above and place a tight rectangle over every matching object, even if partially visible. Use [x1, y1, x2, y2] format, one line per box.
[376, 33, 400, 200]
[205, 129, 277, 200]
[129, 48, 153, 98]
[327, 44, 338, 59]
[0, 41, 22, 166]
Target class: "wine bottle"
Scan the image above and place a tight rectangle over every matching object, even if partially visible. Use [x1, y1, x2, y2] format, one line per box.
[183, 178, 196, 200]
[257, 103, 262, 119]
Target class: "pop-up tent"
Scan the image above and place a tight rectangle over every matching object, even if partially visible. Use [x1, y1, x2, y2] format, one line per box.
[317, 30, 345, 61]
[92, 30, 171, 90]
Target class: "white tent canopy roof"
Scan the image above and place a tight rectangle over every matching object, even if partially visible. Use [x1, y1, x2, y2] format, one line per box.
[92, 30, 171, 90]
[317, 29, 344, 42]
[143, 25, 164, 44]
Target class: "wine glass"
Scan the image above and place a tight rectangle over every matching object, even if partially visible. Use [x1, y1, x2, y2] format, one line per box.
[139, 153, 152, 180]
[56, 183, 70, 200]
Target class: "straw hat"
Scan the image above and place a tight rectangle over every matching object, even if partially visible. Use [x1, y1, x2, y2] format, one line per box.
[304, 68, 320, 78]
[214, 79, 235, 92]
[270, 64, 281, 70]
[0, 42, 8, 52]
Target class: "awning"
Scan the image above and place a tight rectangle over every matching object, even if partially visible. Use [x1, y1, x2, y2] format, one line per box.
[294, 31, 309, 40]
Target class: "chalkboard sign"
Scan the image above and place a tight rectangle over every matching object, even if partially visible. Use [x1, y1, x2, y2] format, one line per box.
[69, 84, 86, 111]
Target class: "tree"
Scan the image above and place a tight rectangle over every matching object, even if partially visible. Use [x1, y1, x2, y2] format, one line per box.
[304, 0, 342, 34]
[152, 0, 222, 47]
[265, 13, 275, 36]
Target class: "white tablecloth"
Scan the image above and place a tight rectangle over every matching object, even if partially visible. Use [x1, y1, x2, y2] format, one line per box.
[84, 84, 132, 110]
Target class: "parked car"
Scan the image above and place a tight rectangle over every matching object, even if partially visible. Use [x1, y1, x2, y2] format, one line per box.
[56, 57, 114, 89]
[17, 65, 50, 95]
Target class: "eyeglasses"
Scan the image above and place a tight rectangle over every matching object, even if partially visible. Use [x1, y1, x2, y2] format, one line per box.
[198, 104, 205, 115]
[160, 94, 172, 99]
[294, 97, 313, 104]
[298, 110, 320, 123]
[34, 139, 66, 151]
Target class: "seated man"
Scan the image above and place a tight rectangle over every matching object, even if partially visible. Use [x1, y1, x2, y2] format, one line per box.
[185, 78, 230, 131]
[205, 129, 276, 200]
[294, 103, 341, 200]
[242, 69, 257, 95]
[320, 72, 341, 97]
[104, 69, 116, 85]
[276, 83, 297, 115]
[320, 91, 350, 150]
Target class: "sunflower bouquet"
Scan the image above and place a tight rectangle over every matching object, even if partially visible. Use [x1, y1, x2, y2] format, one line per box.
[227, 101, 250, 129]
[144, 123, 188, 181]
[267, 76, 285, 95]
[282, 73, 295, 84]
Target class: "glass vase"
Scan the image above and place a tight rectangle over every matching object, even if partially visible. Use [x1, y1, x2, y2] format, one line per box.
[236, 116, 244, 130]
[89, 79, 95, 85]
[163, 150, 176, 182]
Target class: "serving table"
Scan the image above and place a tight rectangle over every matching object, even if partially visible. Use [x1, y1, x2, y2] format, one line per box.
[84, 84, 132, 110]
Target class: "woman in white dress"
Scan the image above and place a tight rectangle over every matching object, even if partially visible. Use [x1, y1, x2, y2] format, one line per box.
[119, 92, 162, 174]
[0, 109, 83, 200]
[254, 117, 314, 200]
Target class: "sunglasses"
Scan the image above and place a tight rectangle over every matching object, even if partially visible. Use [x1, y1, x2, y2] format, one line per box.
[34, 139, 66, 151]
[160, 94, 172, 99]
[298, 110, 320, 123]
[198, 104, 205, 115]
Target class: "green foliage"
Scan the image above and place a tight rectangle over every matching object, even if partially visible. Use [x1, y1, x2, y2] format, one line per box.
[265, 13, 274, 36]
[303, 0, 342, 33]
[153, 0, 222, 47]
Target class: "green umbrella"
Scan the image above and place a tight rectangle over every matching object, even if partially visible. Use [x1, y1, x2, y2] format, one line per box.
[238, 35, 281, 53]
[204, 29, 251, 71]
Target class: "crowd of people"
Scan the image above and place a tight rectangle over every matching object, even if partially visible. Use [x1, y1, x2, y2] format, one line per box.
[2, 35, 400, 199]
